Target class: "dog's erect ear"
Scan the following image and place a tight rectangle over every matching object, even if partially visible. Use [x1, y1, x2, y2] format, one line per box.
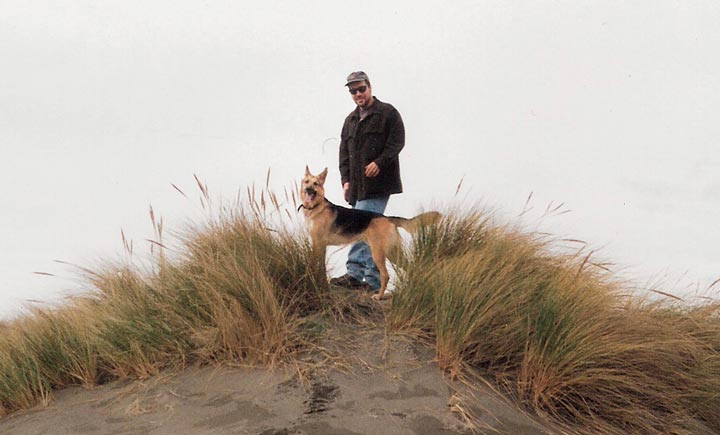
[318, 167, 328, 185]
[305, 165, 311, 176]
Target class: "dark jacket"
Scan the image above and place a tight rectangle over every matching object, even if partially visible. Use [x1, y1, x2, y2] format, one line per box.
[339, 97, 405, 205]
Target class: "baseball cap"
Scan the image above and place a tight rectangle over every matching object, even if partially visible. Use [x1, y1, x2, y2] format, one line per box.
[345, 71, 369, 87]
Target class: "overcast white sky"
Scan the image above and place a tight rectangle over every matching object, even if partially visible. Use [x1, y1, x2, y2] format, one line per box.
[1, 1, 718, 318]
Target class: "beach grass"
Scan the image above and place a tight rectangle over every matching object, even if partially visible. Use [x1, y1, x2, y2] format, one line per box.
[388, 205, 720, 433]
[1, 186, 719, 434]
[0, 182, 326, 416]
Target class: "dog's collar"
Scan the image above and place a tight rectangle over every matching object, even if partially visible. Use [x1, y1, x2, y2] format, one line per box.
[298, 203, 318, 211]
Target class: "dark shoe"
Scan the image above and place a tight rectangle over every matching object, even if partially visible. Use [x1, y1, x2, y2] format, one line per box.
[329, 274, 364, 289]
[358, 282, 374, 292]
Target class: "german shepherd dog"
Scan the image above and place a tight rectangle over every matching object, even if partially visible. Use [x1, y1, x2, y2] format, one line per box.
[299, 166, 441, 301]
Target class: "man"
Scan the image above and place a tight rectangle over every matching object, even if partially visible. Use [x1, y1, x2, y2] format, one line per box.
[330, 71, 405, 291]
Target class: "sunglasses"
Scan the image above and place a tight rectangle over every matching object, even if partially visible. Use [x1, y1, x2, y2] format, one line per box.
[348, 85, 367, 95]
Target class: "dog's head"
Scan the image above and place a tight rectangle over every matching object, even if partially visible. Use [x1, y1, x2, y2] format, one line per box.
[300, 166, 328, 209]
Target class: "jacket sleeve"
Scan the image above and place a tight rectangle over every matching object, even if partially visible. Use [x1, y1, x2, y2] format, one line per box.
[374, 108, 405, 169]
[339, 120, 350, 185]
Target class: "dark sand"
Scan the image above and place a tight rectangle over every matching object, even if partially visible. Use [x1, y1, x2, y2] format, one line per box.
[0, 327, 553, 435]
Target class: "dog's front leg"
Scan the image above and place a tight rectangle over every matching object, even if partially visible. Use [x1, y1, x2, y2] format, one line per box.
[310, 238, 328, 281]
[311, 238, 326, 258]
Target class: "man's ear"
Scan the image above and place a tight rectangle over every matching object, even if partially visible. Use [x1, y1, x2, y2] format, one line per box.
[318, 167, 328, 184]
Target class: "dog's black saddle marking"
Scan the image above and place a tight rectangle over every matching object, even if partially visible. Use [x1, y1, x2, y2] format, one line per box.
[327, 201, 383, 237]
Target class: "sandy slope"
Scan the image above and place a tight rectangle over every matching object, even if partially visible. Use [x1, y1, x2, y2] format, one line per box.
[0, 327, 552, 435]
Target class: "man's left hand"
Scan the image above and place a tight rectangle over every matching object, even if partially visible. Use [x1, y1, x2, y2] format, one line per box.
[364, 162, 380, 177]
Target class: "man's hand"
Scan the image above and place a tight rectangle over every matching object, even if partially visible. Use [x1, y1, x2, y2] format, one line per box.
[343, 182, 350, 202]
[364, 162, 380, 177]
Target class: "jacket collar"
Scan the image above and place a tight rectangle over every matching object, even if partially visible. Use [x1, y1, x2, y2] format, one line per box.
[350, 97, 381, 120]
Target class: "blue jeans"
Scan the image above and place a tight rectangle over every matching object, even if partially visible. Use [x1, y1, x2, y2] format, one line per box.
[346, 196, 389, 290]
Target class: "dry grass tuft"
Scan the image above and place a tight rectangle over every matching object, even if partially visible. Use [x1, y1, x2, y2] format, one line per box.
[0, 180, 326, 415]
[388, 205, 720, 434]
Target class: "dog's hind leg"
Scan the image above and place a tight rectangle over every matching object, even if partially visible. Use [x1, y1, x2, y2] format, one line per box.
[367, 242, 389, 301]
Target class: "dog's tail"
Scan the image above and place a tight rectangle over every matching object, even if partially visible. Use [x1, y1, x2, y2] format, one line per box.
[388, 211, 442, 233]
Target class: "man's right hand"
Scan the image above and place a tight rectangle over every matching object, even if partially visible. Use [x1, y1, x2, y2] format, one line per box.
[343, 182, 350, 202]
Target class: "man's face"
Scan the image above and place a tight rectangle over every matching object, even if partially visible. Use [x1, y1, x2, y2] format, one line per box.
[348, 81, 372, 109]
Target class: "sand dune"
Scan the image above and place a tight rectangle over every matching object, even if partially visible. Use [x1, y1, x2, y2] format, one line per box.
[0, 328, 550, 435]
